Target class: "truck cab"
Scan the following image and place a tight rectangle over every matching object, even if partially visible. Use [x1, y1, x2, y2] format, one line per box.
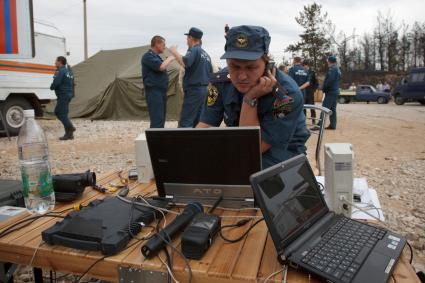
[392, 67, 425, 105]
[0, 22, 66, 135]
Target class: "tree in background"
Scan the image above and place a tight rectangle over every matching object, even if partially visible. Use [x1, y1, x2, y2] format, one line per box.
[285, 2, 332, 71]
[399, 23, 411, 71]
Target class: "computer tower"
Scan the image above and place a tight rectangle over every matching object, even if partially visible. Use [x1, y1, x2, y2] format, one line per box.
[135, 132, 154, 183]
[324, 143, 353, 217]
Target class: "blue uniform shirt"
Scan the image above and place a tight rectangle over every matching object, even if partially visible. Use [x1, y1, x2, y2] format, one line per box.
[50, 65, 74, 98]
[322, 64, 342, 94]
[141, 50, 169, 89]
[288, 64, 309, 87]
[182, 44, 212, 89]
[200, 69, 310, 168]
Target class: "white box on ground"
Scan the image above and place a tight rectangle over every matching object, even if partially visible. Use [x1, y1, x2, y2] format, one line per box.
[135, 132, 154, 183]
[324, 143, 353, 217]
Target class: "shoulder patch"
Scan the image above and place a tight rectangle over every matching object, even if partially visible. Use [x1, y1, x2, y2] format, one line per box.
[207, 83, 219, 106]
[272, 82, 294, 119]
[209, 70, 231, 84]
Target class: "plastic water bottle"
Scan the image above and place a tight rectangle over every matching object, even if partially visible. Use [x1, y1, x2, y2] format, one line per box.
[17, 110, 55, 214]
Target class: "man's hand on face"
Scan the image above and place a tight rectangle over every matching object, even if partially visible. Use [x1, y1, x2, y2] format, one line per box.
[245, 67, 277, 100]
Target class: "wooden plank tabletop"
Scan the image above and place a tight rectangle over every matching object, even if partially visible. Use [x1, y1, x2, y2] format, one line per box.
[0, 171, 419, 283]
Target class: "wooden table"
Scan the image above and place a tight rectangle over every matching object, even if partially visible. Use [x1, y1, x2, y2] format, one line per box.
[0, 171, 419, 283]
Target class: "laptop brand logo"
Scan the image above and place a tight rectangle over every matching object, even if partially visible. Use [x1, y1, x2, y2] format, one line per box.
[193, 188, 222, 195]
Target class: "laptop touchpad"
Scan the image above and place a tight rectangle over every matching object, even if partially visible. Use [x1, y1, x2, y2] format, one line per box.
[353, 252, 391, 283]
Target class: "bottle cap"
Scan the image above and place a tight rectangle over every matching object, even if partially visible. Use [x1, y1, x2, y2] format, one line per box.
[23, 109, 35, 118]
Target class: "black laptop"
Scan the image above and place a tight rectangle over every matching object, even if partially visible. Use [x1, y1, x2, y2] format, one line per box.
[250, 154, 406, 283]
[146, 127, 262, 208]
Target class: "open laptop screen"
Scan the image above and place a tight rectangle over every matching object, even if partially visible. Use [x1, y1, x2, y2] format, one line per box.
[256, 156, 327, 244]
[146, 127, 262, 197]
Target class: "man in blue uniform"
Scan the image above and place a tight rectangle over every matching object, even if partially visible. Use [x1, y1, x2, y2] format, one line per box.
[197, 25, 310, 168]
[170, 27, 213, 127]
[318, 55, 341, 130]
[288, 57, 310, 96]
[142, 35, 175, 128]
[303, 59, 318, 123]
[50, 56, 75, 140]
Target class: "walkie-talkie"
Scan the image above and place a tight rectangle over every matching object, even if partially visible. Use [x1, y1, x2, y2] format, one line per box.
[181, 196, 222, 259]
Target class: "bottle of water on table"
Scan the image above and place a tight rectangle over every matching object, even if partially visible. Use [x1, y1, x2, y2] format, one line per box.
[17, 110, 55, 214]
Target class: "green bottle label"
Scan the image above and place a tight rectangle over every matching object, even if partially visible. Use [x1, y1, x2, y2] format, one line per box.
[38, 170, 54, 197]
[21, 171, 29, 198]
[21, 168, 53, 198]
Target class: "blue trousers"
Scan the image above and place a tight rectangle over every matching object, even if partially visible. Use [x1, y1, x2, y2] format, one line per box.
[321, 92, 338, 129]
[145, 87, 167, 128]
[54, 94, 73, 129]
[179, 86, 208, 128]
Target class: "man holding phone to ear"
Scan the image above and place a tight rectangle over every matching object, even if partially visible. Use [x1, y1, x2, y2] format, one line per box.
[197, 25, 310, 168]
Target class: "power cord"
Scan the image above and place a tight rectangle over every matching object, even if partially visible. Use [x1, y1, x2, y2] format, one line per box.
[219, 218, 264, 243]
[155, 229, 193, 283]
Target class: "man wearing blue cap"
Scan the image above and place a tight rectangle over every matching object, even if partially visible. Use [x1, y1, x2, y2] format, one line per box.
[315, 55, 341, 130]
[170, 27, 213, 128]
[197, 25, 310, 168]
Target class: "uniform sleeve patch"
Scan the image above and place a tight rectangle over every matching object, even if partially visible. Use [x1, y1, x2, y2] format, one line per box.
[207, 83, 219, 106]
[273, 95, 294, 119]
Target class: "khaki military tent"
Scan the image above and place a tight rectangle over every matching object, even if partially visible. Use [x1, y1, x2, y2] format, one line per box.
[68, 46, 182, 120]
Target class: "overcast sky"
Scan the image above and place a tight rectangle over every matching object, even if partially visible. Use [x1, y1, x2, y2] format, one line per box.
[33, 0, 425, 67]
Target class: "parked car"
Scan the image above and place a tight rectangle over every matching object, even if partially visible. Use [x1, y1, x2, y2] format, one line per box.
[338, 85, 391, 104]
[392, 67, 425, 105]
[0, 22, 66, 135]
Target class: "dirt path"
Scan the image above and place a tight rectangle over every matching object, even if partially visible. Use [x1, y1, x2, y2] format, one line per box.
[1, 101, 424, 273]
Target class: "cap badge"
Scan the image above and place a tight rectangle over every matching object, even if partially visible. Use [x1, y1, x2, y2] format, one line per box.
[235, 34, 248, 48]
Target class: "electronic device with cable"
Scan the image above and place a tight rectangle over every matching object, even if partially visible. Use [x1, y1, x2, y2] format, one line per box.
[42, 196, 169, 255]
[181, 196, 223, 259]
[52, 170, 96, 202]
[145, 127, 262, 208]
[324, 143, 353, 217]
[141, 202, 203, 258]
[250, 154, 406, 283]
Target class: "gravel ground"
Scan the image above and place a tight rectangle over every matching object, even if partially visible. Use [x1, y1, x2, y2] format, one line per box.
[1, 101, 425, 281]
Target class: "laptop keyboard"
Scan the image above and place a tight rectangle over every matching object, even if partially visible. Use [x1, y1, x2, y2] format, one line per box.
[301, 217, 386, 283]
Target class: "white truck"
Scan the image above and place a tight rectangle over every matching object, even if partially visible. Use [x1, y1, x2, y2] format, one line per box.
[0, 21, 66, 135]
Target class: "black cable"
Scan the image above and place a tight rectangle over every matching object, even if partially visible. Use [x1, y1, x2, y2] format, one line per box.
[406, 241, 414, 264]
[163, 247, 172, 283]
[74, 235, 146, 283]
[155, 228, 192, 283]
[219, 218, 265, 243]
[0, 214, 66, 238]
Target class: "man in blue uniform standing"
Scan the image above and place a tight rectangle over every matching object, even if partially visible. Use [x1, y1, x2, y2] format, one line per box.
[142, 35, 175, 128]
[50, 56, 75, 140]
[169, 27, 213, 127]
[197, 25, 310, 168]
[288, 56, 310, 97]
[303, 59, 318, 123]
[317, 55, 341, 130]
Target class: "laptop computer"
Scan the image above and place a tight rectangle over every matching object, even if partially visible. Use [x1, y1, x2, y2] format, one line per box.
[146, 127, 262, 208]
[250, 154, 406, 283]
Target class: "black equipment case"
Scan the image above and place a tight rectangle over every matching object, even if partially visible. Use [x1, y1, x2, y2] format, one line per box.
[0, 180, 25, 208]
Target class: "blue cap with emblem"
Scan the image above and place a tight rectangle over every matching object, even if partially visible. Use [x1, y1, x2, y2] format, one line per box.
[220, 25, 271, 60]
[327, 55, 337, 63]
[184, 27, 203, 39]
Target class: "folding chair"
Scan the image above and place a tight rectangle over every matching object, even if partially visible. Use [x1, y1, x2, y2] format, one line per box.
[0, 109, 11, 141]
[303, 104, 332, 175]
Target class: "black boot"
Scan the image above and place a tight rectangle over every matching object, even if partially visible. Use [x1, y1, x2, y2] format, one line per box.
[59, 126, 74, 140]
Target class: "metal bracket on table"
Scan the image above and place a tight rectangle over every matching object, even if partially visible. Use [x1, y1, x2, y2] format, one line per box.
[118, 266, 167, 283]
